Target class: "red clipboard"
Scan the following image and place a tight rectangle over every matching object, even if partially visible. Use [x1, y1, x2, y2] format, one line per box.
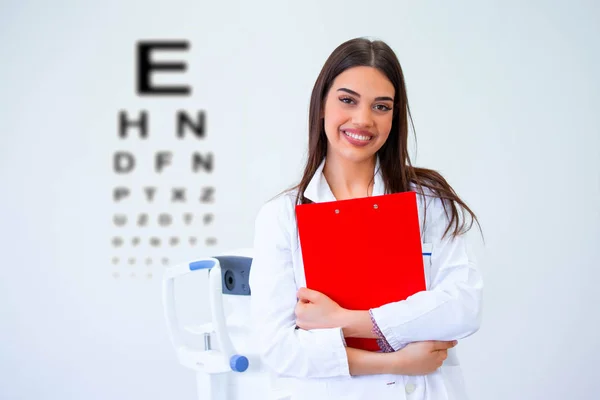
[296, 191, 426, 352]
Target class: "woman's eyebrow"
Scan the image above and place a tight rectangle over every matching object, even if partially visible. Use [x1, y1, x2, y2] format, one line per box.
[337, 87, 393, 102]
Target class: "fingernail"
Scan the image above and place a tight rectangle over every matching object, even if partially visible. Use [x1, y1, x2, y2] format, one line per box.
[453, 340, 458, 345]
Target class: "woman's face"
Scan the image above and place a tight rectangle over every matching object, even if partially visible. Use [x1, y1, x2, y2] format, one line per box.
[322, 66, 395, 164]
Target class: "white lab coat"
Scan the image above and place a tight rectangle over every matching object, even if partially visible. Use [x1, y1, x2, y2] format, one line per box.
[249, 158, 483, 400]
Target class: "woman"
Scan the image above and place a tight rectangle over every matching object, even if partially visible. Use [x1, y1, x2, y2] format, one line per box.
[249, 37, 483, 400]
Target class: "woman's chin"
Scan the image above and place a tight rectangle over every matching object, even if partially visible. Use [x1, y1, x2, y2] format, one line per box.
[332, 147, 378, 164]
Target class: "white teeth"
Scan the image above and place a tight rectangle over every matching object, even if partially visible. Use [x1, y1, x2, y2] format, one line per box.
[343, 131, 372, 141]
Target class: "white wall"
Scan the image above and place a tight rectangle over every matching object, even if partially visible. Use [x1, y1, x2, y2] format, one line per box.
[1, 0, 598, 399]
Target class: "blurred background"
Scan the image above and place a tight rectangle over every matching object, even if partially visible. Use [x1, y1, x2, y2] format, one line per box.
[1, 0, 599, 399]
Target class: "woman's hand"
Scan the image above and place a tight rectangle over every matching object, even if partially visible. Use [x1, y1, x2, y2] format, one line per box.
[295, 287, 346, 330]
[390, 341, 457, 375]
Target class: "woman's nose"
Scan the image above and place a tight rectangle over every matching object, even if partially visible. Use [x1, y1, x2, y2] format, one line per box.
[352, 105, 374, 127]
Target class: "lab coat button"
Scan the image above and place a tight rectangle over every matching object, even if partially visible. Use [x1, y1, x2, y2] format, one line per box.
[405, 383, 416, 394]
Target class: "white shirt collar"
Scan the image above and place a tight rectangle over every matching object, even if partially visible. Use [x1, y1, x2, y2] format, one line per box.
[303, 157, 385, 203]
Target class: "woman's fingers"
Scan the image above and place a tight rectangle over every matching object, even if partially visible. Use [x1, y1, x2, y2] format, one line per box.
[432, 340, 458, 351]
[438, 350, 448, 361]
[297, 287, 320, 302]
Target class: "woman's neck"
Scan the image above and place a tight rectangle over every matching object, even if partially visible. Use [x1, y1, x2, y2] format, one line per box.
[322, 154, 376, 200]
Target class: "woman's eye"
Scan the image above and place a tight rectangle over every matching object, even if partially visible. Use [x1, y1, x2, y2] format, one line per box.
[339, 97, 355, 104]
[374, 104, 392, 111]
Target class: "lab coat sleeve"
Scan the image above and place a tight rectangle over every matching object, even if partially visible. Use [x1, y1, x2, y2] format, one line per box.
[370, 195, 483, 350]
[249, 195, 351, 378]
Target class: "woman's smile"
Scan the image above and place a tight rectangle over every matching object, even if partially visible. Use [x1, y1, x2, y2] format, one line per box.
[341, 128, 375, 147]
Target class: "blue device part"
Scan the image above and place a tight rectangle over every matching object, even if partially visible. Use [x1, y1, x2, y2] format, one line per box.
[189, 259, 217, 271]
[422, 252, 432, 256]
[230, 354, 249, 372]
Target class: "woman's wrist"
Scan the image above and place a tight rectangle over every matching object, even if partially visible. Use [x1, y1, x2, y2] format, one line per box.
[346, 347, 401, 376]
[337, 309, 378, 339]
[386, 348, 407, 375]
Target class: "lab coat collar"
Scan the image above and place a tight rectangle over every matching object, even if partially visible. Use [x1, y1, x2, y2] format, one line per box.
[303, 157, 385, 203]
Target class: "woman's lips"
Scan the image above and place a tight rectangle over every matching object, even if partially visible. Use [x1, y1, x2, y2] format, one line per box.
[341, 129, 374, 147]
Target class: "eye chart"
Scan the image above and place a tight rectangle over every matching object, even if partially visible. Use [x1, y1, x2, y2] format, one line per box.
[110, 40, 216, 280]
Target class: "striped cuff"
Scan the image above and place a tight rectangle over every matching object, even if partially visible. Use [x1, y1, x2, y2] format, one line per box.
[369, 309, 394, 353]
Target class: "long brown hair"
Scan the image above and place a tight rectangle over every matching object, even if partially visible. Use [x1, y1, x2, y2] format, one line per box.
[292, 37, 481, 240]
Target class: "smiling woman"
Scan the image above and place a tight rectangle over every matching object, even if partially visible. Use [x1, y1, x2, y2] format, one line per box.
[322, 67, 395, 180]
[249, 37, 483, 400]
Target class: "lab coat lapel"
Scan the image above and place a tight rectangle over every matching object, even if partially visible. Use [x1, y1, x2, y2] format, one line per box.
[303, 158, 336, 203]
[372, 157, 385, 196]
